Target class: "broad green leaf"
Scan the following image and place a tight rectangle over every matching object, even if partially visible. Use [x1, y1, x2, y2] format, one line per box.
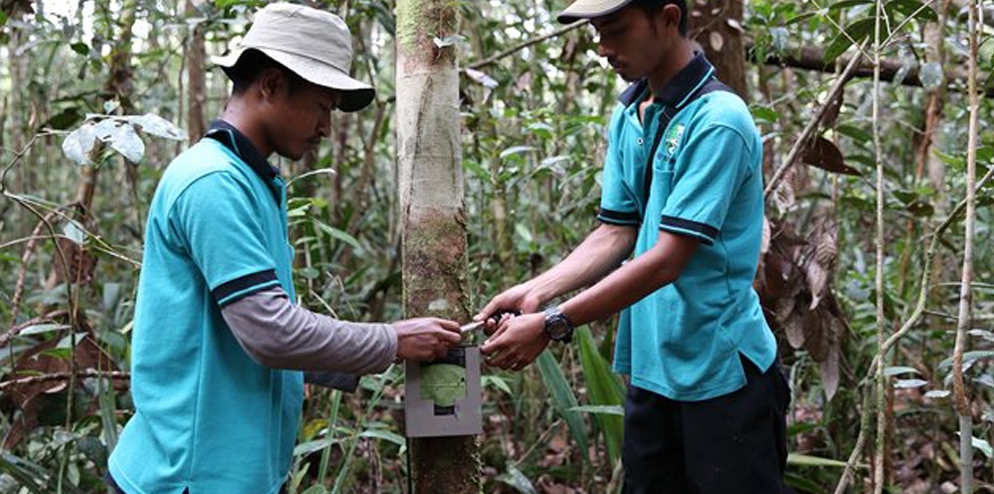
[825, 17, 874, 64]
[0, 11, 7, 27]
[569, 405, 624, 416]
[576, 327, 625, 464]
[536, 351, 590, 463]
[359, 429, 406, 448]
[886, 0, 938, 22]
[315, 223, 362, 251]
[787, 453, 850, 468]
[828, 0, 875, 12]
[294, 438, 338, 457]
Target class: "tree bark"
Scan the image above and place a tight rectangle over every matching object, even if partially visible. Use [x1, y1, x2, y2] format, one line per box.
[184, 0, 207, 142]
[688, 0, 748, 99]
[396, 0, 480, 493]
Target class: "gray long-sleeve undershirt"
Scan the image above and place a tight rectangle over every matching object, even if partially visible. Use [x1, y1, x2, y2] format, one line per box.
[220, 286, 398, 392]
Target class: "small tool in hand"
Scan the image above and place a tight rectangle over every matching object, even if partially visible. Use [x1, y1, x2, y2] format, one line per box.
[459, 310, 521, 333]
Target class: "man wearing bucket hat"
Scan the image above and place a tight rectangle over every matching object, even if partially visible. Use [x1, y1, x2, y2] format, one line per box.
[478, 1, 794, 493]
[106, 4, 461, 494]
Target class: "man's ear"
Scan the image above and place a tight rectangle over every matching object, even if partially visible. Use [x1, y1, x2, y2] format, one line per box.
[660, 4, 683, 33]
[256, 68, 284, 103]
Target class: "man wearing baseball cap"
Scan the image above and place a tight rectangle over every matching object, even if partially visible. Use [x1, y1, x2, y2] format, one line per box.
[106, 4, 461, 493]
[478, 1, 794, 492]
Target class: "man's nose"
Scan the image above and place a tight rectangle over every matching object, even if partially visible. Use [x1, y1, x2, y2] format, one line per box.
[317, 112, 331, 138]
[597, 42, 613, 59]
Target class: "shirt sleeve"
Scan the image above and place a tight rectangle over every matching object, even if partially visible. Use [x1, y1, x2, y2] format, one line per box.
[598, 107, 641, 227]
[221, 286, 398, 377]
[171, 171, 280, 307]
[659, 123, 754, 245]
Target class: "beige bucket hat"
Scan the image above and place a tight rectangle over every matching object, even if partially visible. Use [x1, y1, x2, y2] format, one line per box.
[557, 0, 637, 23]
[212, 3, 375, 113]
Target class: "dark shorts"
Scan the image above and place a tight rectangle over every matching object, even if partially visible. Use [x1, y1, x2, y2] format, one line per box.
[621, 356, 796, 494]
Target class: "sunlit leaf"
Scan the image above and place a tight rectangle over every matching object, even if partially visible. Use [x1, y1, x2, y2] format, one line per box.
[62, 220, 86, 245]
[569, 405, 624, 416]
[499, 145, 537, 160]
[106, 123, 145, 163]
[786, 453, 850, 468]
[894, 379, 928, 389]
[126, 113, 187, 140]
[62, 123, 97, 165]
[883, 366, 920, 377]
[465, 68, 498, 89]
[497, 465, 538, 494]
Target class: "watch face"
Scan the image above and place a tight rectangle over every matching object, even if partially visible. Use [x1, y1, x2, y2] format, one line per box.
[547, 318, 570, 340]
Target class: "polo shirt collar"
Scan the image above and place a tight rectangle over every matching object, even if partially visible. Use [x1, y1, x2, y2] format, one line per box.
[205, 120, 280, 180]
[618, 53, 715, 108]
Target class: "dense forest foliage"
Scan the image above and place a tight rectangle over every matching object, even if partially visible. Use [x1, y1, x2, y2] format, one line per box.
[1, 0, 993, 492]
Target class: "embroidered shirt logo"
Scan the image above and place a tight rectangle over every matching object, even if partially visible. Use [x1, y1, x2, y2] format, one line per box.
[665, 124, 685, 155]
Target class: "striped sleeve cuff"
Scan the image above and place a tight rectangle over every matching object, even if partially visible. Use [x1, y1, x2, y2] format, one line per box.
[213, 269, 281, 307]
[598, 208, 641, 226]
[659, 216, 718, 246]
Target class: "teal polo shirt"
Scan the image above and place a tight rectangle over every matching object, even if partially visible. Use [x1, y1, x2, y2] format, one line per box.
[600, 55, 777, 402]
[109, 121, 303, 494]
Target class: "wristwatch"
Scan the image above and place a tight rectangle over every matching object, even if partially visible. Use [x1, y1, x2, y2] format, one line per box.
[543, 306, 575, 343]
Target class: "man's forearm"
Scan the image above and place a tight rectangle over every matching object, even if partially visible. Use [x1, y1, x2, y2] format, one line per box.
[221, 287, 398, 375]
[560, 231, 699, 326]
[527, 223, 637, 304]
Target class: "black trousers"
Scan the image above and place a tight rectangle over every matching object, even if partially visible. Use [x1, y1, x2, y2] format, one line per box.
[621, 356, 796, 494]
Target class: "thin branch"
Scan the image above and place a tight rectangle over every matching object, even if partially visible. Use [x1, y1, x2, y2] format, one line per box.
[872, 0, 888, 490]
[0, 370, 130, 392]
[952, 0, 981, 491]
[764, 40, 869, 199]
[465, 20, 590, 71]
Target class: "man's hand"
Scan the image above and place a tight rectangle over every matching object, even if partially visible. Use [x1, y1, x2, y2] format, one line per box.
[480, 313, 549, 371]
[393, 318, 462, 361]
[473, 283, 543, 333]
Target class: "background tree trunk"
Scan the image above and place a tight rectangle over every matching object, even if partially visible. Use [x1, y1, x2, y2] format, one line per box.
[688, 0, 748, 99]
[396, 0, 480, 492]
[184, 0, 206, 142]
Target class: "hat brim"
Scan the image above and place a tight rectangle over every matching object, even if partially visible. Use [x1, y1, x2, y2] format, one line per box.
[213, 46, 376, 113]
[557, 0, 633, 24]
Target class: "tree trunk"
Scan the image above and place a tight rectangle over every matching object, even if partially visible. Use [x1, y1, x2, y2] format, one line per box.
[184, 0, 207, 142]
[688, 0, 748, 99]
[396, 0, 480, 493]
